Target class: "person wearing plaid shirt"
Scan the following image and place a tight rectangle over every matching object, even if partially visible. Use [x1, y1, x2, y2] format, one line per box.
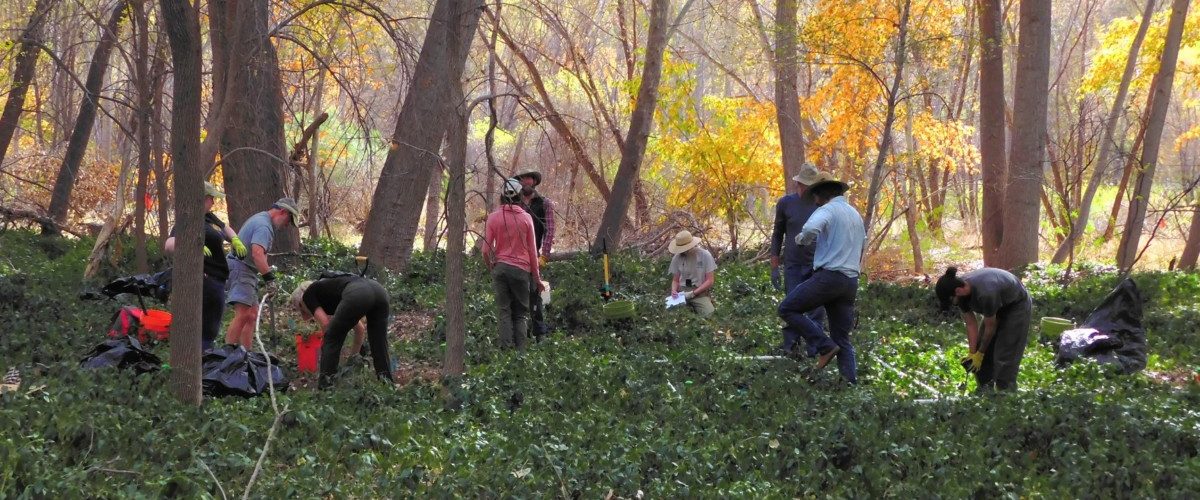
[515, 171, 555, 340]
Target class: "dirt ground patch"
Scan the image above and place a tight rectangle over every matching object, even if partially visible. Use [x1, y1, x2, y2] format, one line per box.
[393, 360, 442, 386]
[390, 309, 436, 342]
[1146, 369, 1200, 387]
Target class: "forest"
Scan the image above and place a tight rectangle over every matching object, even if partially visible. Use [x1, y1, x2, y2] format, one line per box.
[0, 0, 1198, 496]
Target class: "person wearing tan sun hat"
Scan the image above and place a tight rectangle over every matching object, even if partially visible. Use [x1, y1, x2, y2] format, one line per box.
[770, 162, 828, 358]
[777, 172, 864, 383]
[163, 181, 245, 349]
[223, 197, 301, 348]
[668, 230, 717, 317]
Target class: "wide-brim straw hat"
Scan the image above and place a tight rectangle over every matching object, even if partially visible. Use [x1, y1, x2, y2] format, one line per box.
[204, 182, 225, 199]
[273, 197, 301, 227]
[290, 281, 314, 312]
[791, 163, 821, 185]
[668, 230, 701, 254]
[515, 171, 542, 186]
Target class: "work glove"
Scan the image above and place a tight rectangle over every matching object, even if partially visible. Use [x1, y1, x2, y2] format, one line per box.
[202, 246, 212, 257]
[684, 291, 695, 300]
[770, 267, 782, 290]
[230, 236, 248, 258]
[539, 255, 548, 266]
[960, 352, 984, 373]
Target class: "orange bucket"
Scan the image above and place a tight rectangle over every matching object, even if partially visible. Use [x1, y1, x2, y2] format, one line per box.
[140, 309, 172, 341]
[296, 332, 323, 373]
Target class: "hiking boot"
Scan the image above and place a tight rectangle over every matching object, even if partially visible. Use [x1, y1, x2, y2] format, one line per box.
[814, 346, 841, 371]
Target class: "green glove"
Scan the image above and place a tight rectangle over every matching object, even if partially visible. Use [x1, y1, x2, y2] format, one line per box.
[203, 246, 212, 257]
[230, 236, 248, 258]
[959, 352, 984, 373]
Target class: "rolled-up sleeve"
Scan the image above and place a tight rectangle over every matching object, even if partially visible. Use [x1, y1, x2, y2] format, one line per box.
[796, 207, 830, 246]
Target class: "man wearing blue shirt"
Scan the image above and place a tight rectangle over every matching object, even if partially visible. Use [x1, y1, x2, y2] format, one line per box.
[777, 172, 865, 383]
[770, 163, 826, 357]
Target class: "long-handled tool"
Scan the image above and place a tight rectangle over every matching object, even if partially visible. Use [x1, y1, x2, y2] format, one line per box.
[598, 239, 634, 320]
[600, 240, 614, 301]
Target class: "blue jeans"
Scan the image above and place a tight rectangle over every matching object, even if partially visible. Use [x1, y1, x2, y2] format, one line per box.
[778, 269, 858, 382]
[780, 264, 826, 356]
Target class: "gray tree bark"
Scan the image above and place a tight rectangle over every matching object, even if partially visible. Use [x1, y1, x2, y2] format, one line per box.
[1052, 0, 1156, 263]
[160, 0, 204, 406]
[219, 0, 295, 250]
[977, 0, 1007, 265]
[997, 0, 1053, 270]
[1181, 197, 1200, 270]
[774, 0, 806, 185]
[362, 0, 483, 271]
[44, 1, 128, 234]
[133, 0, 152, 273]
[590, 0, 670, 253]
[0, 0, 55, 168]
[1116, 0, 1191, 270]
[443, 86, 468, 378]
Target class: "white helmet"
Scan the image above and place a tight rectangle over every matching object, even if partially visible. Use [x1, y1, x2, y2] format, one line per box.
[502, 177, 522, 197]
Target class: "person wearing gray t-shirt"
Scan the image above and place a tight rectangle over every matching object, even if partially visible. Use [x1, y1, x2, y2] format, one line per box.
[223, 198, 300, 348]
[935, 266, 1032, 391]
[667, 230, 717, 317]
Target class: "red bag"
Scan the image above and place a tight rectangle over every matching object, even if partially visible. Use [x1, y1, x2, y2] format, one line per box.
[107, 306, 172, 344]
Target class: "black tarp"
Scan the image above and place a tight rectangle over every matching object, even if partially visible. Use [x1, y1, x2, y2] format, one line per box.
[201, 345, 289, 397]
[1055, 278, 1148, 374]
[80, 336, 162, 374]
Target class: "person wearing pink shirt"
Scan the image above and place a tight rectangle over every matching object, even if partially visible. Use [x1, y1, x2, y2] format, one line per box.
[483, 178, 546, 350]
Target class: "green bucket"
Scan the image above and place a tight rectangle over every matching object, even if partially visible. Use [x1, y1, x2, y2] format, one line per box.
[1040, 316, 1074, 340]
[602, 300, 636, 320]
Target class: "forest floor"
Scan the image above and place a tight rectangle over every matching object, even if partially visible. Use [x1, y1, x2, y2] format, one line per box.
[1, 230, 1198, 496]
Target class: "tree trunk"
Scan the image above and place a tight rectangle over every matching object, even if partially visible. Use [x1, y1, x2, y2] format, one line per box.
[977, 0, 1007, 265]
[0, 0, 55, 167]
[160, 0, 204, 406]
[1052, 0, 1156, 263]
[997, 0, 1052, 270]
[1102, 97, 1152, 242]
[219, 0, 295, 250]
[862, 0, 910, 243]
[442, 86, 468, 379]
[1116, 0, 1190, 271]
[132, 0, 152, 273]
[423, 162, 445, 251]
[774, 0, 806, 185]
[362, 0, 483, 271]
[308, 67, 326, 240]
[1180, 199, 1200, 270]
[44, 1, 128, 234]
[590, 0, 669, 253]
[903, 103, 923, 272]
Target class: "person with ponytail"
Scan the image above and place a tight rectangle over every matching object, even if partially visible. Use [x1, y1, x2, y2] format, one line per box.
[934, 266, 1032, 391]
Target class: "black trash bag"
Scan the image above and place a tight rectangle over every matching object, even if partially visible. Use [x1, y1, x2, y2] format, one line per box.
[201, 345, 289, 397]
[91, 271, 171, 303]
[80, 336, 162, 374]
[1055, 278, 1147, 374]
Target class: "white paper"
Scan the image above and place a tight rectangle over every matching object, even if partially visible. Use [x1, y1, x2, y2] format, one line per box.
[665, 294, 687, 308]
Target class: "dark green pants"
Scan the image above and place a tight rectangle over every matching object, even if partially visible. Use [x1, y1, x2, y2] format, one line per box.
[319, 279, 391, 387]
[492, 263, 530, 350]
[977, 295, 1032, 391]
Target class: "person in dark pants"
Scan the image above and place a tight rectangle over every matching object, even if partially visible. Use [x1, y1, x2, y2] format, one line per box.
[777, 172, 865, 383]
[515, 171, 555, 340]
[484, 178, 545, 350]
[290, 276, 394, 388]
[935, 266, 1032, 392]
[769, 162, 827, 357]
[163, 182, 247, 350]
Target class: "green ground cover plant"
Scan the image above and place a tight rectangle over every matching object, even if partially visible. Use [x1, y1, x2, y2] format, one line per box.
[1, 231, 1198, 497]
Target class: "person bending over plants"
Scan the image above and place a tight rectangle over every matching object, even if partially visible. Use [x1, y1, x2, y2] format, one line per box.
[290, 276, 394, 389]
[935, 266, 1032, 392]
